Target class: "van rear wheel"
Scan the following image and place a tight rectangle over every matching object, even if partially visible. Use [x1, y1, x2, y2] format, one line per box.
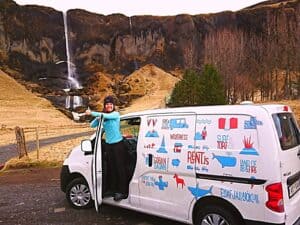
[195, 205, 242, 225]
[66, 177, 93, 209]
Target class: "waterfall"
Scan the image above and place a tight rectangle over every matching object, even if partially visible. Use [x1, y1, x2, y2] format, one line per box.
[129, 17, 138, 71]
[65, 95, 71, 109]
[73, 96, 83, 109]
[62, 11, 83, 111]
[64, 95, 83, 110]
[63, 12, 80, 89]
[129, 16, 132, 30]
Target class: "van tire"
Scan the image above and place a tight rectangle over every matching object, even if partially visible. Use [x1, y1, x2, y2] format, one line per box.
[195, 204, 242, 225]
[66, 177, 93, 209]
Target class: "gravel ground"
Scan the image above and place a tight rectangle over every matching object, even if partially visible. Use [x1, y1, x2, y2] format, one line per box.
[0, 168, 184, 225]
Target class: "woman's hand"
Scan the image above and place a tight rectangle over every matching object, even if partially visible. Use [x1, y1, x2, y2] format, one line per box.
[85, 109, 91, 115]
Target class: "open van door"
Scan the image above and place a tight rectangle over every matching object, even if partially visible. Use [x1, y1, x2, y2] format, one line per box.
[92, 116, 103, 212]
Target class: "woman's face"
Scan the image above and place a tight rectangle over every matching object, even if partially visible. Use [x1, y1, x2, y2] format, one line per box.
[104, 103, 114, 112]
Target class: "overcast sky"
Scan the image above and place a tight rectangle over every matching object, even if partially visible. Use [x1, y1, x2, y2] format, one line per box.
[15, 0, 265, 16]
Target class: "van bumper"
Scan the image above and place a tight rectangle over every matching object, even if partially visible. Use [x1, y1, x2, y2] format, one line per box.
[245, 218, 300, 225]
[293, 217, 300, 225]
[60, 165, 71, 193]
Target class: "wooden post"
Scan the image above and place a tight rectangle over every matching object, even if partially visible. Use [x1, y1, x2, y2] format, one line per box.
[35, 127, 40, 159]
[15, 126, 28, 158]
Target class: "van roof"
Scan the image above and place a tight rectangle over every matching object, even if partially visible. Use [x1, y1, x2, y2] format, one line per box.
[121, 104, 291, 118]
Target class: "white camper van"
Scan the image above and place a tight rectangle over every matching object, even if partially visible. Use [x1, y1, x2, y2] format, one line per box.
[60, 104, 300, 225]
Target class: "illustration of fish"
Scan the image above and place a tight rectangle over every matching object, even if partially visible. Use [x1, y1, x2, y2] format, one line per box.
[188, 185, 213, 199]
[212, 153, 237, 168]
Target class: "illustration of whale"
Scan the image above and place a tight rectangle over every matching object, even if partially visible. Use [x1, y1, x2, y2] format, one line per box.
[188, 185, 213, 199]
[212, 153, 237, 168]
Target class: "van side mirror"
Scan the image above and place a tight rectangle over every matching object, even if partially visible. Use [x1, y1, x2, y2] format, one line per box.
[81, 139, 92, 153]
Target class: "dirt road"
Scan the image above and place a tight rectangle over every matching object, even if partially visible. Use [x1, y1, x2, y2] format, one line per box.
[0, 168, 184, 225]
[0, 131, 94, 165]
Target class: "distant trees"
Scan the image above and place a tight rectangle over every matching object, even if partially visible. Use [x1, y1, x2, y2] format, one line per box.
[202, 9, 300, 102]
[200, 64, 226, 105]
[168, 64, 226, 107]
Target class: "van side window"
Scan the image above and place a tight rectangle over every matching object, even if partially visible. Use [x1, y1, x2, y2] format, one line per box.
[121, 118, 141, 140]
[120, 117, 141, 181]
[272, 113, 300, 150]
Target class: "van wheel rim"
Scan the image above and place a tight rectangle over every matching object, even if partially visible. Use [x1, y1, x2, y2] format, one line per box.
[201, 213, 229, 225]
[70, 184, 91, 207]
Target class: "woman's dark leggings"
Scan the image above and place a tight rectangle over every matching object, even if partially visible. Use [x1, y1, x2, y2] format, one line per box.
[106, 140, 128, 195]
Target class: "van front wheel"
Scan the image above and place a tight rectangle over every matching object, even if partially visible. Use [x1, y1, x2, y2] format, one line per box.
[195, 205, 242, 225]
[66, 177, 93, 209]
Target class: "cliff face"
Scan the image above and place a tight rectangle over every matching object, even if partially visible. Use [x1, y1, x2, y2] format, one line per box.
[67, 11, 206, 74]
[0, 0, 66, 88]
[0, 0, 299, 99]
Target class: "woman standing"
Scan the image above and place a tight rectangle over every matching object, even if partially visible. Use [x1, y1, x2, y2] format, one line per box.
[85, 96, 128, 201]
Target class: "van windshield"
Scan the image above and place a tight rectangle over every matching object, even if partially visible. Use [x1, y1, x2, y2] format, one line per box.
[272, 113, 300, 150]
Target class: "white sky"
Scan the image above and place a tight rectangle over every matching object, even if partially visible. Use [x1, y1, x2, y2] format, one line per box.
[15, 0, 265, 16]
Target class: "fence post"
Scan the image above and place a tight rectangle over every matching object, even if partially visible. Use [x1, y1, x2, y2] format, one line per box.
[35, 127, 40, 159]
[15, 126, 27, 158]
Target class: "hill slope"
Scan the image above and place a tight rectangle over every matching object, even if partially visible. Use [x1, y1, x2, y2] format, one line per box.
[0, 70, 76, 128]
[0, 69, 89, 146]
[121, 64, 180, 113]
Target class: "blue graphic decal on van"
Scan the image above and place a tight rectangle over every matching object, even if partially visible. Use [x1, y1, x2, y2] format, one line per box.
[188, 185, 213, 199]
[240, 136, 259, 155]
[240, 159, 257, 174]
[201, 166, 209, 172]
[202, 145, 209, 151]
[196, 118, 212, 125]
[157, 136, 168, 153]
[212, 153, 237, 168]
[145, 130, 159, 138]
[172, 159, 181, 167]
[141, 175, 155, 187]
[220, 188, 259, 204]
[169, 118, 189, 129]
[244, 116, 263, 129]
[187, 165, 194, 170]
[154, 176, 168, 190]
[188, 145, 201, 150]
[194, 126, 207, 140]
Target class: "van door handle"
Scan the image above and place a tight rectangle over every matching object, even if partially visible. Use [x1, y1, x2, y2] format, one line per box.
[148, 154, 153, 167]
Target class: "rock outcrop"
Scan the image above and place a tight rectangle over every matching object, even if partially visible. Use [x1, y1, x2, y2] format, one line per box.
[0, 0, 299, 107]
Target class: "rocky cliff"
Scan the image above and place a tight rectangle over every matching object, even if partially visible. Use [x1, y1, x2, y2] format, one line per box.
[0, 0, 299, 106]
